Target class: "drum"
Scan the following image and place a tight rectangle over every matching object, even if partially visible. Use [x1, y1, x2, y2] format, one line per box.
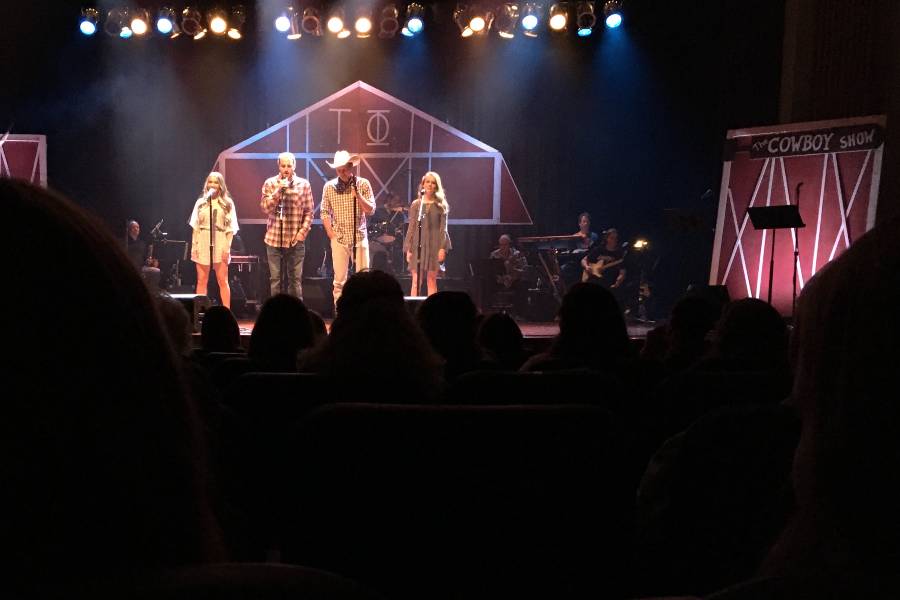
[370, 220, 397, 245]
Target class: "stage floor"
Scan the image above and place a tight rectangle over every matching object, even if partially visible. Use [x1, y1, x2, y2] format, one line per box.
[234, 318, 656, 340]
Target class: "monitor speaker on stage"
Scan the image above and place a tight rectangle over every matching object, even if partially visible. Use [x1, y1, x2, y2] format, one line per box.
[169, 293, 211, 333]
[302, 278, 333, 317]
[404, 295, 427, 315]
[684, 283, 731, 311]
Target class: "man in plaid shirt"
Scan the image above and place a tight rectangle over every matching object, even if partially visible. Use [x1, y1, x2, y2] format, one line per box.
[320, 150, 376, 306]
[260, 152, 314, 299]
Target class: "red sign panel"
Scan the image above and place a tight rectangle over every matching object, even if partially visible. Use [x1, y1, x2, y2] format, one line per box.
[0, 134, 47, 187]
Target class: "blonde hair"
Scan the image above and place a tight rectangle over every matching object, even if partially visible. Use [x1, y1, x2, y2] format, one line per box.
[277, 152, 296, 167]
[201, 171, 234, 213]
[421, 171, 449, 214]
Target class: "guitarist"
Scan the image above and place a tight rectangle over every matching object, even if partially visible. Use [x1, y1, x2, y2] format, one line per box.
[581, 228, 627, 292]
[125, 220, 161, 291]
[489, 234, 528, 315]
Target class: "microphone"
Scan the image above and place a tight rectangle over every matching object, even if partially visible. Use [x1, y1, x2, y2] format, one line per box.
[204, 188, 215, 201]
[151, 218, 163, 235]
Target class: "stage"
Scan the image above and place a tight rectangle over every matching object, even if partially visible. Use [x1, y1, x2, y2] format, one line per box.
[229, 317, 656, 347]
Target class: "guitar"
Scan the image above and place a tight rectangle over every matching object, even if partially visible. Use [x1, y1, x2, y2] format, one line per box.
[582, 257, 624, 282]
[146, 242, 159, 269]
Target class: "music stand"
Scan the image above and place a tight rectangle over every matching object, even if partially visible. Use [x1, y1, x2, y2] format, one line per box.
[747, 205, 805, 308]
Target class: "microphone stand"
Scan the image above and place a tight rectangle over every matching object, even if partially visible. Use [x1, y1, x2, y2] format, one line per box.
[350, 174, 358, 277]
[792, 182, 803, 318]
[415, 190, 425, 296]
[278, 182, 287, 294]
[207, 195, 216, 300]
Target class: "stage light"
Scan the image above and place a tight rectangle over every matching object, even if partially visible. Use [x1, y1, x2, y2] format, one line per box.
[326, 8, 345, 34]
[120, 26, 133, 38]
[495, 3, 519, 38]
[181, 6, 204, 37]
[603, 0, 622, 28]
[337, 28, 352, 39]
[379, 4, 399, 38]
[274, 9, 291, 32]
[104, 7, 128, 37]
[404, 2, 425, 34]
[302, 7, 322, 35]
[206, 7, 228, 35]
[453, 5, 473, 37]
[633, 239, 649, 249]
[354, 7, 373, 37]
[464, 4, 493, 35]
[156, 7, 176, 34]
[129, 9, 150, 35]
[576, 1, 595, 36]
[227, 5, 245, 39]
[207, 8, 227, 35]
[548, 3, 568, 31]
[79, 8, 99, 36]
[521, 3, 541, 35]
[287, 8, 301, 39]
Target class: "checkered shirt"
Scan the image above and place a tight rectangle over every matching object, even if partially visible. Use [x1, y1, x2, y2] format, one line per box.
[260, 174, 314, 248]
[320, 176, 374, 246]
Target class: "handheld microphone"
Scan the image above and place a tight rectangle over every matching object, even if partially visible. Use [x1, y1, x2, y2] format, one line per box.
[204, 188, 215, 200]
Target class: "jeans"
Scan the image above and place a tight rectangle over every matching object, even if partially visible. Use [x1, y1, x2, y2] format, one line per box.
[331, 237, 369, 305]
[266, 242, 306, 299]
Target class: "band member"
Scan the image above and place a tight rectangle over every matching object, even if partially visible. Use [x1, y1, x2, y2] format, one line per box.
[125, 219, 161, 290]
[574, 212, 599, 251]
[320, 150, 376, 305]
[190, 172, 239, 308]
[490, 234, 527, 289]
[404, 171, 451, 297]
[489, 233, 528, 315]
[260, 152, 314, 300]
[581, 228, 627, 292]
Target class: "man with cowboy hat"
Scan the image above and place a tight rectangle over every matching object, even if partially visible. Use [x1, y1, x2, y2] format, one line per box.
[320, 150, 376, 306]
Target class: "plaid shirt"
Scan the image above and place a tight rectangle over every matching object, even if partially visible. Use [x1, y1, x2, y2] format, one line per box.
[320, 176, 374, 246]
[260, 174, 314, 248]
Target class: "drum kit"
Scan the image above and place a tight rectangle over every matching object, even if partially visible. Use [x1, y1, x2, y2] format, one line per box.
[368, 205, 407, 275]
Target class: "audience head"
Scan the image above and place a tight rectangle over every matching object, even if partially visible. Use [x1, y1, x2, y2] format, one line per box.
[156, 294, 194, 358]
[249, 293, 313, 371]
[336, 270, 405, 320]
[555, 282, 630, 362]
[764, 216, 900, 575]
[417, 291, 481, 364]
[1, 179, 221, 583]
[478, 312, 525, 370]
[710, 298, 788, 368]
[308, 309, 328, 343]
[301, 297, 443, 400]
[200, 305, 241, 353]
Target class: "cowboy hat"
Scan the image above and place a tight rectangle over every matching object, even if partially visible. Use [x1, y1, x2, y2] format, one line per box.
[326, 150, 359, 169]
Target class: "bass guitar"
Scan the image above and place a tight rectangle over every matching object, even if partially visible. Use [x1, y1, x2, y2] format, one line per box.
[582, 257, 623, 282]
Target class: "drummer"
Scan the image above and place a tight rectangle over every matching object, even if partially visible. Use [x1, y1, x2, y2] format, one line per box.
[370, 191, 408, 242]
